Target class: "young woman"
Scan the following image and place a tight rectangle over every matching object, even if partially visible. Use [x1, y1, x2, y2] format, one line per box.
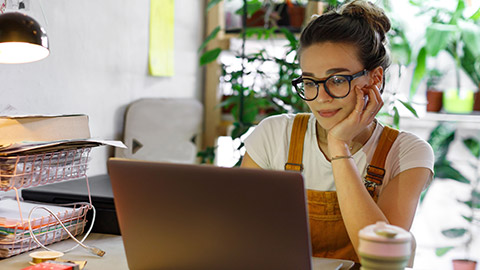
[241, 0, 434, 263]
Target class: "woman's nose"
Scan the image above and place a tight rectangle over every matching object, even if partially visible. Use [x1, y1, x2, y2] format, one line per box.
[314, 84, 334, 102]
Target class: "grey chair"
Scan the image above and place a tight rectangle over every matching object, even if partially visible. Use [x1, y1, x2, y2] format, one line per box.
[115, 98, 203, 164]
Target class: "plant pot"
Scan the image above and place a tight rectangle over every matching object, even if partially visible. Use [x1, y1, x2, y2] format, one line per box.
[275, 4, 305, 30]
[474, 91, 480, 111]
[452, 259, 477, 270]
[220, 95, 235, 114]
[443, 88, 474, 114]
[426, 89, 443, 112]
[246, 9, 267, 27]
[287, 5, 305, 28]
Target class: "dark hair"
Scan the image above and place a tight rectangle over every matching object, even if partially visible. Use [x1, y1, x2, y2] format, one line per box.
[298, 0, 391, 74]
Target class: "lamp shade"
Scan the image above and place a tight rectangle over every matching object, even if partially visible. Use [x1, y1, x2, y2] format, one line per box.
[0, 12, 49, 64]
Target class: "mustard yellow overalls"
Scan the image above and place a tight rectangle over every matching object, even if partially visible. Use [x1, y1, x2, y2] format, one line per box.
[284, 113, 398, 263]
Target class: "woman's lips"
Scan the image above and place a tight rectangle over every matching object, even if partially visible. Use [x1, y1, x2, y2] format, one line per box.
[317, 109, 340, 118]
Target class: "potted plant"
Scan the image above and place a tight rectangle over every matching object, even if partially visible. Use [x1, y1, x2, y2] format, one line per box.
[199, 0, 421, 164]
[199, 0, 309, 165]
[426, 123, 480, 269]
[426, 68, 444, 112]
[474, 91, 480, 111]
[275, 0, 307, 31]
[408, 0, 480, 114]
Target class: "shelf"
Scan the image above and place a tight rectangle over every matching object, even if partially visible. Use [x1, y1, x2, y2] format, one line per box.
[414, 112, 480, 123]
[400, 111, 480, 131]
[201, 0, 324, 149]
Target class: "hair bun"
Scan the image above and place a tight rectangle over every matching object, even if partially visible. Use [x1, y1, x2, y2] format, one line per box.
[339, 0, 391, 41]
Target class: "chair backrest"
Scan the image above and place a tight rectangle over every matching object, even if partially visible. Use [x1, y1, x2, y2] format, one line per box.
[115, 98, 203, 164]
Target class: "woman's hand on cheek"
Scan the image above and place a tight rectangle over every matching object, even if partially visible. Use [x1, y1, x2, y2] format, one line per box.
[327, 84, 383, 146]
[355, 83, 383, 123]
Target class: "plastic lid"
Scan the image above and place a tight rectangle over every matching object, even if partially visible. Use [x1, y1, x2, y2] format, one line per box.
[359, 221, 411, 243]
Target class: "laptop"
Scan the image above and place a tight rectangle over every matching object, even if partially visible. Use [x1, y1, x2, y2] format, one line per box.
[107, 158, 312, 270]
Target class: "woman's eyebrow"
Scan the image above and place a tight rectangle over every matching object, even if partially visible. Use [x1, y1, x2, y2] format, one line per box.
[302, 72, 315, 77]
[326, 68, 350, 75]
[302, 68, 351, 78]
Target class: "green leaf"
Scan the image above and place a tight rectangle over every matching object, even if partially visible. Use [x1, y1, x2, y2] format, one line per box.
[441, 228, 467, 238]
[197, 146, 216, 164]
[463, 137, 480, 158]
[469, 7, 480, 21]
[263, 27, 277, 39]
[199, 48, 222, 66]
[242, 102, 259, 123]
[217, 95, 238, 109]
[235, 0, 262, 17]
[392, 106, 400, 129]
[245, 27, 277, 40]
[410, 47, 427, 98]
[460, 44, 480, 86]
[426, 23, 456, 57]
[198, 26, 221, 53]
[231, 122, 252, 139]
[473, 189, 480, 202]
[206, 0, 222, 12]
[408, 0, 422, 7]
[390, 34, 412, 66]
[398, 99, 418, 118]
[436, 246, 455, 256]
[279, 28, 298, 48]
[234, 156, 243, 167]
[460, 199, 480, 209]
[434, 160, 470, 184]
[450, 0, 466, 24]
[428, 123, 455, 163]
[459, 20, 480, 58]
[462, 215, 473, 222]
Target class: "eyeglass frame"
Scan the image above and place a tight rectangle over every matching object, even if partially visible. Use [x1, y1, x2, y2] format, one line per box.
[291, 69, 368, 100]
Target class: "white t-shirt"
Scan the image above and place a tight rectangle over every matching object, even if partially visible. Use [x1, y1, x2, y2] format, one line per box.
[244, 113, 434, 195]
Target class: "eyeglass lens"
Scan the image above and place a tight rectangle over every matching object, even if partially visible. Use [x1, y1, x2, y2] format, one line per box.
[298, 76, 350, 99]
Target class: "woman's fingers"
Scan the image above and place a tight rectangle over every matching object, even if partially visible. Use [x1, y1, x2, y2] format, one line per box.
[361, 84, 383, 120]
[353, 86, 366, 115]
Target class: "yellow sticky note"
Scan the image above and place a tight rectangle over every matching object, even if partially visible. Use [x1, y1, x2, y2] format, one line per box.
[149, 0, 175, 76]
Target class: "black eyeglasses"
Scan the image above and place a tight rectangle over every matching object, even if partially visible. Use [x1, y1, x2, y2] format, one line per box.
[291, 70, 368, 100]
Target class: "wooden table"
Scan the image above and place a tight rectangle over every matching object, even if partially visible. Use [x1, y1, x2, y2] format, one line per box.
[0, 233, 415, 269]
[0, 233, 128, 270]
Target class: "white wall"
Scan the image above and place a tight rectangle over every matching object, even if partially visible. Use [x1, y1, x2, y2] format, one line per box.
[0, 0, 205, 175]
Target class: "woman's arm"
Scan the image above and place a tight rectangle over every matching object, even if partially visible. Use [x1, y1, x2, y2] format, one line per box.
[331, 152, 431, 255]
[241, 152, 262, 169]
[328, 78, 432, 255]
[377, 168, 431, 230]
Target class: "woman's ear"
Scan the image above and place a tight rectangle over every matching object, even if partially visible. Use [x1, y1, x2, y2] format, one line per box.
[369, 66, 384, 88]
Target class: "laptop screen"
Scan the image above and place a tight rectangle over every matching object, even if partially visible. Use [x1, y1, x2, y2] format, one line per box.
[108, 158, 312, 270]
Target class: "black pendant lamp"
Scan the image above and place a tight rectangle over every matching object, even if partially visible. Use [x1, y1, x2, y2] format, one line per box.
[0, 12, 49, 64]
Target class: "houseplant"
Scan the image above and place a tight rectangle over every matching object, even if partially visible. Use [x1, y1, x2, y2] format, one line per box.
[199, 0, 309, 165]
[408, 0, 480, 114]
[426, 68, 444, 112]
[198, 0, 421, 164]
[427, 123, 479, 269]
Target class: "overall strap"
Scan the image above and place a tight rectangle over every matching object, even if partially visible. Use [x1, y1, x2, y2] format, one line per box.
[284, 114, 399, 201]
[365, 125, 399, 201]
[284, 113, 310, 172]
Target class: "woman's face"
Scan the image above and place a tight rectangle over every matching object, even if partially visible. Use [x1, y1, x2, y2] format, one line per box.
[299, 42, 372, 131]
